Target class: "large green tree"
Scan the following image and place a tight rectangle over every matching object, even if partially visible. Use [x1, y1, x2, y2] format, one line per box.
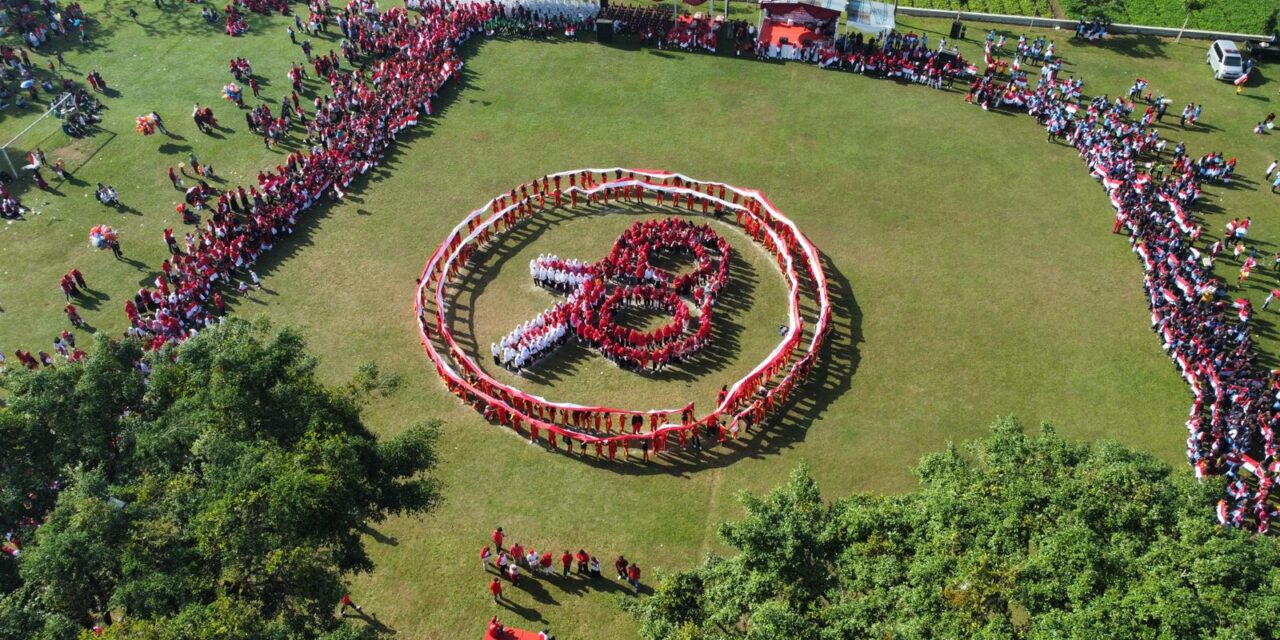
[626, 418, 1280, 639]
[0, 319, 440, 639]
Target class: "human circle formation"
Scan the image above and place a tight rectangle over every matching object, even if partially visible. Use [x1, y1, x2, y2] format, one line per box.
[415, 168, 832, 460]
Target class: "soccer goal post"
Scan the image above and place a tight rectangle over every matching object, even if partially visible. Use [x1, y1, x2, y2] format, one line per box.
[0, 92, 74, 178]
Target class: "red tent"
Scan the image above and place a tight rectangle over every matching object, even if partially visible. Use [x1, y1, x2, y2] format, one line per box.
[757, 1, 839, 49]
[758, 1, 841, 23]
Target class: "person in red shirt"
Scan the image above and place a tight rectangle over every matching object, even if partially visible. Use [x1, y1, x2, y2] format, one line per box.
[339, 593, 361, 614]
[510, 542, 524, 567]
[614, 555, 628, 581]
[575, 549, 589, 574]
[489, 577, 503, 603]
[480, 545, 492, 570]
[539, 551, 553, 575]
[627, 563, 641, 594]
[492, 527, 504, 552]
[65, 304, 83, 327]
[560, 550, 572, 577]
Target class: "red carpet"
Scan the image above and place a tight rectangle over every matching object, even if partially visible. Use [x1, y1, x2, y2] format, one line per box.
[485, 626, 543, 640]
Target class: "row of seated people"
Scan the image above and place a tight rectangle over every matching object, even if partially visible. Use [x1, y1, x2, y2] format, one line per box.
[598, 3, 672, 35]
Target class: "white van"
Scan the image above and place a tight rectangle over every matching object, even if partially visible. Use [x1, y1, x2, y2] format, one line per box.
[1207, 40, 1245, 80]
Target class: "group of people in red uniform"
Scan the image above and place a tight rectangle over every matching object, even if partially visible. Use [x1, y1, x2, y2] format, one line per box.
[483, 525, 641, 616]
[657, 14, 718, 53]
[126, 0, 496, 352]
[503, 217, 729, 373]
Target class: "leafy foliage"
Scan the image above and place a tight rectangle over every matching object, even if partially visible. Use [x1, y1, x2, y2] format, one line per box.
[0, 320, 441, 638]
[626, 418, 1280, 639]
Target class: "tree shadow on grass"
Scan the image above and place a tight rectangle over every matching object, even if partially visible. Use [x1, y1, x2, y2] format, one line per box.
[1088, 34, 1167, 59]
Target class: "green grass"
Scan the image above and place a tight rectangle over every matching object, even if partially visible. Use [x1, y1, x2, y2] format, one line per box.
[899, 0, 1277, 34]
[2, 3, 1280, 638]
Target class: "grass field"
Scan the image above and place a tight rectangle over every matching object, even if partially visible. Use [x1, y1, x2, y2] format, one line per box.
[896, 0, 1278, 35]
[2, 2, 1280, 638]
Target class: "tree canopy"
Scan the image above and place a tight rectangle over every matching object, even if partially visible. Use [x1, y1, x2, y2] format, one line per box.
[0, 319, 441, 639]
[626, 418, 1280, 640]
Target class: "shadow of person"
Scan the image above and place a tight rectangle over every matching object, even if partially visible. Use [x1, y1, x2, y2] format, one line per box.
[496, 597, 544, 622]
[342, 610, 395, 633]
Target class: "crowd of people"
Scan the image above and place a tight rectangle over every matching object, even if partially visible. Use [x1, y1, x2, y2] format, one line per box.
[492, 218, 728, 373]
[480, 2, 592, 39]
[980, 74, 1279, 532]
[125, 0, 496, 351]
[7, 0, 87, 50]
[658, 14, 719, 53]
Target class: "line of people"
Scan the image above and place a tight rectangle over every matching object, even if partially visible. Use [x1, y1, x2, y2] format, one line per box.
[484, 526, 642, 602]
[127, 0, 497, 351]
[1007, 72, 1276, 531]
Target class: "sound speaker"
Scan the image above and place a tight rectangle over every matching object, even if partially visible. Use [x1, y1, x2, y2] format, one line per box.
[949, 20, 963, 40]
[597, 19, 614, 42]
[599, 0, 608, 8]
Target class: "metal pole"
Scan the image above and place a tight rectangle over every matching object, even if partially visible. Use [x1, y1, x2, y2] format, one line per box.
[2, 149, 15, 179]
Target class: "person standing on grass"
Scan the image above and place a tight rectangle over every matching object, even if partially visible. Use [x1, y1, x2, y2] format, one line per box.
[590, 556, 601, 578]
[615, 555, 628, 581]
[339, 593, 361, 614]
[480, 545, 492, 570]
[575, 549, 589, 574]
[150, 111, 169, 135]
[1266, 159, 1277, 180]
[510, 542, 524, 567]
[627, 563, 641, 594]
[560, 550, 572, 577]
[489, 577, 503, 603]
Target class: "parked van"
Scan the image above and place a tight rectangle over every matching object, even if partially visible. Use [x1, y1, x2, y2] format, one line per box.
[1207, 40, 1245, 80]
